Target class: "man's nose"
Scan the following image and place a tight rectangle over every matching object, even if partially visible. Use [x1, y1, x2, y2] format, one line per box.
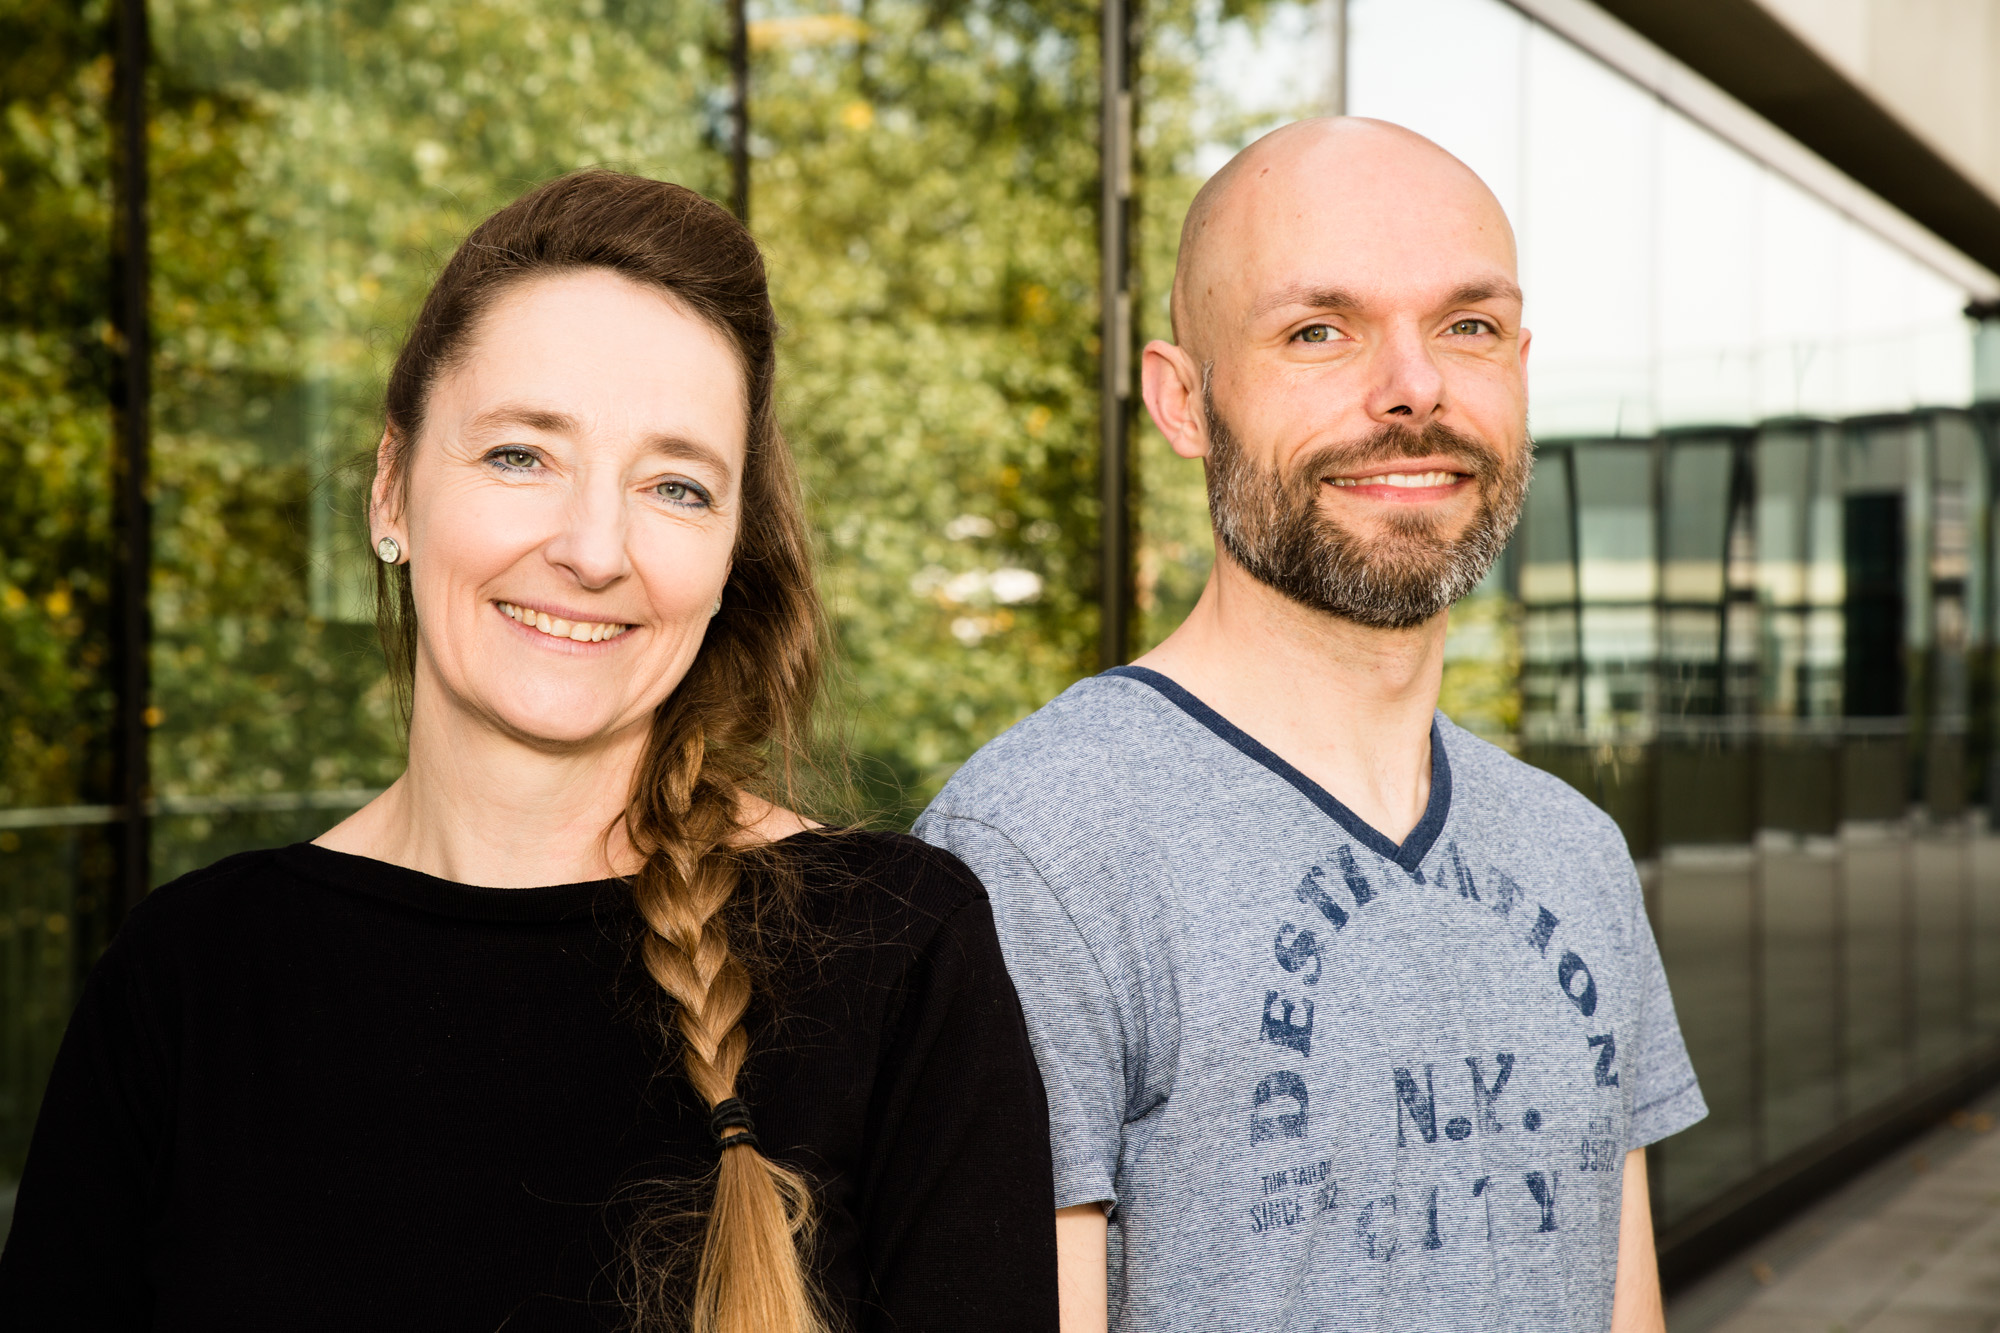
[543, 482, 632, 590]
[1363, 324, 1446, 425]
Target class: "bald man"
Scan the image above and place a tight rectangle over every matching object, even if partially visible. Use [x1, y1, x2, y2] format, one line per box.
[917, 119, 1703, 1333]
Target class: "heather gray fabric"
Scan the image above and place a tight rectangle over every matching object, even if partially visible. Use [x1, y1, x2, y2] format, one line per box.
[916, 666, 1705, 1333]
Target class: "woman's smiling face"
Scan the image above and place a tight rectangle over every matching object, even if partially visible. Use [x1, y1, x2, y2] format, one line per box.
[375, 267, 748, 752]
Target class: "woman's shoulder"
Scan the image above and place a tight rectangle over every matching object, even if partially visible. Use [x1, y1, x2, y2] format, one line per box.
[124, 846, 299, 930]
[78, 847, 311, 990]
[770, 827, 990, 951]
[781, 826, 986, 904]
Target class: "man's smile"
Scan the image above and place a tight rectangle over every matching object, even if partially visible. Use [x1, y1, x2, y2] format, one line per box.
[1321, 456, 1475, 500]
[1326, 469, 1465, 488]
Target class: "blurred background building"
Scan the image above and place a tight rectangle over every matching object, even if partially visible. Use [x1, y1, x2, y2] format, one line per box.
[4, 0, 1999, 1290]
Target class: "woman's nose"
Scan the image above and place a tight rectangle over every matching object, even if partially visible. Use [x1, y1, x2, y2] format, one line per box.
[543, 487, 632, 590]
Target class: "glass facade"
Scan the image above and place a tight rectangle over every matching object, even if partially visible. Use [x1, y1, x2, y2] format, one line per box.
[1343, 0, 2000, 1235]
[3, 0, 1111, 1186]
[5, 0, 2000, 1257]
[1124, 0, 2000, 1240]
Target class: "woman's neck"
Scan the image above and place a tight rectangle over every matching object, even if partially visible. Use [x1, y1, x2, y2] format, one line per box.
[317, 697, 649, 888]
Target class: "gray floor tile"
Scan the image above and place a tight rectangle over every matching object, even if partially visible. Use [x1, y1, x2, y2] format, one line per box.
[1671, 1084, 2000, 1333]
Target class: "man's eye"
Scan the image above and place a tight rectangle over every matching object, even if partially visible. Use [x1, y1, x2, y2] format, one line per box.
[1296, 325, 1334, 344]
[1449, 319, 1493, 336]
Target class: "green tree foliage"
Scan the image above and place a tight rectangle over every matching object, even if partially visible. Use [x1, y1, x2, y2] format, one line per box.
[131, 0, 1120, 840]
[0, 0, 118, 1183]
[0, 0, 116, 815]
[748, 0, 1103, 813]
[1131, 0, 1295, 652]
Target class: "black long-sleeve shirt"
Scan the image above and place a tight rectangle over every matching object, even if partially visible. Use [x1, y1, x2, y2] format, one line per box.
[0, 830, 1058, 1331]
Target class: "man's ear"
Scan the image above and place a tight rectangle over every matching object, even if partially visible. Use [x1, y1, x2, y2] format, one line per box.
[1140, 340, 1210, 460]
[370, 429, 405, 545]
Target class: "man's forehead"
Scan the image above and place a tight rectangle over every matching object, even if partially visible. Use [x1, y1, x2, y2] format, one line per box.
[1174, 118, 1518, 343]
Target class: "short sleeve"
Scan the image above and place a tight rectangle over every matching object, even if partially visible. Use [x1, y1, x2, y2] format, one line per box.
[1620, 864, 1707, 1149]
[914, 813, 1132, 1211]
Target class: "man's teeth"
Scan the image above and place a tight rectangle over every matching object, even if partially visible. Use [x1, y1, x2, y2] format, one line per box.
[497, 602, 631, 643]
[1329, 471, 1462, 488]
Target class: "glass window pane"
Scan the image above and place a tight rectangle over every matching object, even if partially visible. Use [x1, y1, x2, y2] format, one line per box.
[1653, 847, 1757, 1223]
[1346, 0, 1990, 1231]
[0, 6, 117, 1184]
[1657, 119, 1760, 429]
[754, 0, 1101, 814]
[1573, 443, 1655, 733]
[1515, 25, 1660, 439]
[1844, 832, 1910, 1109]
[1912, 829, 1969, 1073]
[1755, 174, 1848, 421]
[1761, 838, 1840, 1159]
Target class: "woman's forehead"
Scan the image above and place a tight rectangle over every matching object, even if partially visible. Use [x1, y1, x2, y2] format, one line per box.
[429, 270, 751, 460]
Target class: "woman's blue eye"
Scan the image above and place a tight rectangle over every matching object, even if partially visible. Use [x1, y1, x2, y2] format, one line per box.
[1297, 325, 1333, 343]
[657, 480, 707, 507]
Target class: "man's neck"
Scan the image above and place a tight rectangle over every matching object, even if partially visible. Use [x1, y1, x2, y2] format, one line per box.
[1133, 553, 1448, 846]
[318, 682, 648, 888]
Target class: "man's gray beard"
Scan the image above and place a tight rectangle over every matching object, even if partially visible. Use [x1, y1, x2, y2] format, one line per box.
[1204, 389, 1532, 630]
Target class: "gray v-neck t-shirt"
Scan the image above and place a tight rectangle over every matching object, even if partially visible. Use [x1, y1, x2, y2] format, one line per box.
[916, 667, 1705, 1333]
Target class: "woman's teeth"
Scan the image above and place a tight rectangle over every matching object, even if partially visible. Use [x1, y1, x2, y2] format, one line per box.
[497, 602, 631, 643]
[1329, 471, 1463, 488]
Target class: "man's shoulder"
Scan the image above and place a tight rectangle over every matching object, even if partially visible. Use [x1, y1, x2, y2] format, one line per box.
[926, 672, 1180, 826]
[1439, 715, 1628, 847]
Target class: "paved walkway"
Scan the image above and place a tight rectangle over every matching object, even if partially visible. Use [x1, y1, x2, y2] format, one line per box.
[1668, 1084, 2000, 1333]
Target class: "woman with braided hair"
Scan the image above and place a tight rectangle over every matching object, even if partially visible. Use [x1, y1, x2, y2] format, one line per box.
[0, 171, 1059, 1332]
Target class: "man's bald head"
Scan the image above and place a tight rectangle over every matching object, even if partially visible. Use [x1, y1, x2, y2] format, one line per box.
[1138, 115, 1531, 633]
[1169, 118, 1516, 355]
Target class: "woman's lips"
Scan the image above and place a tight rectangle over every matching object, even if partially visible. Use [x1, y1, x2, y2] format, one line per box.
[495, 601, 632, 643]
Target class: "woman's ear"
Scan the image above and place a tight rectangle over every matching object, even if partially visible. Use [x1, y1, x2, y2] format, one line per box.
[370, 428, 405, 547]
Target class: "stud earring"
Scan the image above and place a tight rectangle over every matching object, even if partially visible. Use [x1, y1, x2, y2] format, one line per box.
[709, 598, 722, 618]
[376, 536, 402, 564]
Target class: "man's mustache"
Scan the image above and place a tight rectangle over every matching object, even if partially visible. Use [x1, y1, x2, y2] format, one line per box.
[1286, 422, 1505, 492]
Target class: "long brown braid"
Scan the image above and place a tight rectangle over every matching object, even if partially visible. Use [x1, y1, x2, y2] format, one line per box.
[374, 171, 832, 1333]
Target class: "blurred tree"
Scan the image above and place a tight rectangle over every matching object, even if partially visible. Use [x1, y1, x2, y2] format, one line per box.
[135, 0, 1118, 840]
[0, 0, 116, 815]
[748, 0, 1104, 815]
[0, 0, 117, 1182]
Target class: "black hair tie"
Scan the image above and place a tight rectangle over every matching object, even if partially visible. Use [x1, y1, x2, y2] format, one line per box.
[709, 1097, 761, 1153]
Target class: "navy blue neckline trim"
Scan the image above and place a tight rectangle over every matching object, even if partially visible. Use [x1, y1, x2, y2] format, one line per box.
[1103, 665, 1452, 875]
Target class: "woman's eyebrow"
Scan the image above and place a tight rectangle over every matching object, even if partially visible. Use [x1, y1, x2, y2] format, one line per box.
[643, 433, 733, 476]
[463, 406, 733, 474]
[465, 404, 579, 436]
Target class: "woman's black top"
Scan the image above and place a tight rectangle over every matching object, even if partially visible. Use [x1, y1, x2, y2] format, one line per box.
[0, 831, 1058, 1331]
